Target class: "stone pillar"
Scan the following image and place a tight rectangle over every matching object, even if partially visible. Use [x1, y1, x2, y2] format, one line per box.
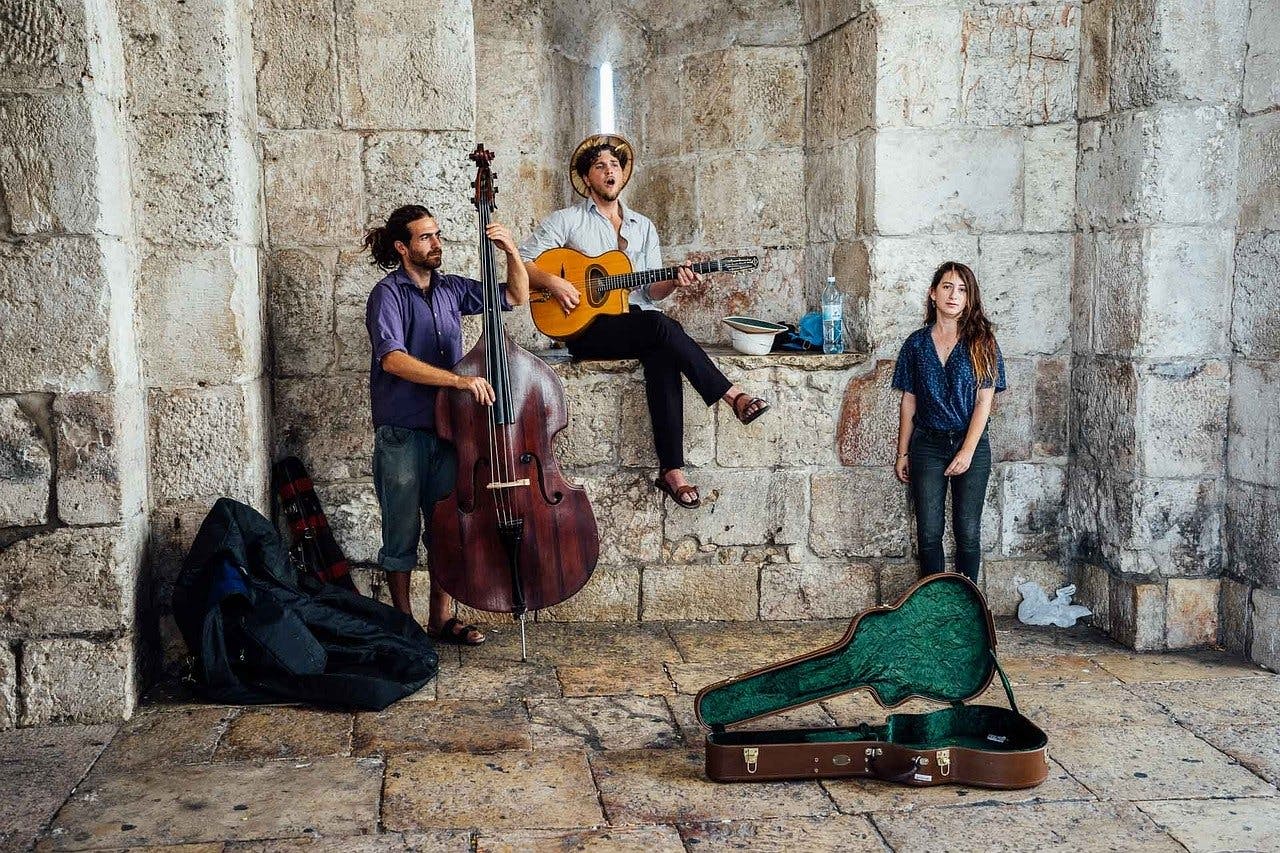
[1069, 0, 1245, 649]
[1224, 0, 1280, 671]
[0, 0, 148, 724]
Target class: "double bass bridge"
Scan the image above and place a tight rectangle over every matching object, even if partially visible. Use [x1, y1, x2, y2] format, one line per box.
[486, 478, 531, 490]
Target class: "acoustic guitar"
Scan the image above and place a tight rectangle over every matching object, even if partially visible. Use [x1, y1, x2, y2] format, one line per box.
[528, 247, 759, 340]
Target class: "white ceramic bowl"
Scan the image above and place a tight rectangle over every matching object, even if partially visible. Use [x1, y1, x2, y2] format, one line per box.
[722, 316, 786, 355]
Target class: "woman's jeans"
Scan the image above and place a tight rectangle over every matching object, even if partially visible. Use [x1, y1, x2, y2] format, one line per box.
[908, 426, 992, 582]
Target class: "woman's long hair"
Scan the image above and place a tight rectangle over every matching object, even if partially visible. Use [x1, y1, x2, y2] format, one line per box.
[362, 204, 433, 270]
[924, 261, 998, 387]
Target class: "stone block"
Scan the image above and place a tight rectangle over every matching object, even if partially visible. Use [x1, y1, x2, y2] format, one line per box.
[837, 360, 897, 467]
[1108, 0, 1247, 110]
[959, 4, 1079, 126]
[663, 247, 808, 346]
[323, 481, 381, 564]
[553, 372, 622, 467]
[1251, 587, 1280, 673]
[265, 248, 337, 377]
[576, 472, 663, 567]
[807, 17, 875, 144]
[1070, 230, 1094, 355]
[1077, 106, 1239, 230]
[139, 245, 263, 387]
[0, 397, 49, 527]
[54, 391, 147, 525]
[811, 468, 909, 558]
[363, 131, 475, 239]
[1239, 111, 1280, 232]
[1135, 361, 1228, 480]
[1108, 574, 1166, 651]
[1071, 561, 1110, 631]
[647, 0, 804, 55]
[802, 0, 862, 42]
[683, 47, 805, 151]
[1226, 480, 1280, 589]
[806, 141, 860, 243]
[976, 233, 1072, 356]
[1032, 357, 1067, 457]
[665, 469, 807, 549]
[760, 562, 876, 620]
[1232, 232, 1280, 359]
[988, 357, 1033, 463]
[0, 92, 124, 236]
[274, 373, 373, 482]
[1218, 577, 1251, 657]
[875, 4, 961, 127]
[1069, 357, 1137, 474]
[1228, 360, 1280, 488]
[262, 130, 363, 247]
[1244, 0, 1280, 112]
[0, 642, 13, 729]
[335, 247, 381, 372]
[335, 0, 475, 131]
[628, 54, 682, 160]
[872, 128, 1022, 235]
[0, 0, 92, 90]
[626, 157, 697, 247]
[131, 111, 256, 245]
[19, 635, 136, 725]
[150, 383, 269, 505]
[698, 150, 805, 247]
[1000, 463, 1064, 558]
[254, 0, 340, 128]
[1164, 577, 1219, 649]
[147, 501, 217, 632]
[0, 237, 119, 392]
[1076, 0, 1111, 118]
[539, 566, 641, 622]
[119, 0, 245, 114]
[878, 560, 921, 605]
[641, 564, 759, 621]
[618, 377, 715, 470]
[983, 559, 1067, 617]
[1023, 123, 1077, 232]
[859, 233, 981, 355]
[1107, 475, 1223, 578]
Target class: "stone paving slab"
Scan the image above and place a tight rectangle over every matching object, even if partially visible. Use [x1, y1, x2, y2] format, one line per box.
[1014, 682, 1172, 730]
[872, 801, 1185, 852]
[528, 696, 679, 750]
[0, 726, 115, 853]
[590, 747, 836, 824]
[666, 693, 835, 746]
[354, 700, 529, 755]
[1127, 676, 1280, 729]
[440, 661, 562, 701]
[93, 708, 232, 772]
[677, 815, 885, 851]
[1196, 724, 1280, 786]
[1136, 797, 1280, 853]
[43, 757, 383, 850]
[224, 831, 474, 850]
[382, 749, 604, 830]
[1050, 723, 1278, 801]
[474, 826, 685, 852]
[666, 620, 847, 665]
[469, 623, 680, 667]
[214, 707, 352, 761]
[1091, 651, 1268, 683]
[1000, 653, 1117, 685]
[555, 661, 675, 697]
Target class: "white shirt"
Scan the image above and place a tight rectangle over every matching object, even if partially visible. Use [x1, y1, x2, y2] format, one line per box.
[518, 198, 666, 311]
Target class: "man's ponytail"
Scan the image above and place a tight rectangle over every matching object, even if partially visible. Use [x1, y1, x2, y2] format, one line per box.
[364, 204, 434, 270]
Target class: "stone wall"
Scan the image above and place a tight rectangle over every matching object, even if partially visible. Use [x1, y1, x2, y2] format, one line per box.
[1224, 0, 1280, 671]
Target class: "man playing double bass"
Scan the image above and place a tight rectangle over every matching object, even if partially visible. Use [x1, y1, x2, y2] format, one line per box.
[520, 134, 771, 510]
[362, 204, 529, 645]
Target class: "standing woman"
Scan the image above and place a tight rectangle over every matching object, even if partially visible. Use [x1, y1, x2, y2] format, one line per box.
[891, 261, 1005, 582]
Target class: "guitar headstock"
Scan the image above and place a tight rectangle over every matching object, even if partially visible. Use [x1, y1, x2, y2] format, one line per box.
[718, 256, 760, 273]
[469, 143, 497, 211]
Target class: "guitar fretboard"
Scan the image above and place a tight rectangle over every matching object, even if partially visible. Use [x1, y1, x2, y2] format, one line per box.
[592, 261, 726, 294]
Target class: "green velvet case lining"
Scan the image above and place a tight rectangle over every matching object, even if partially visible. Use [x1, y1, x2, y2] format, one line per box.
[698, 575, 997, 729]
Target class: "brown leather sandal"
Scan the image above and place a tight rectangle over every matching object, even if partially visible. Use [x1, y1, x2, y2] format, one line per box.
[427, 617, 486, 646]
[655, 469, 701, 509]
[729, 392, 770, 425]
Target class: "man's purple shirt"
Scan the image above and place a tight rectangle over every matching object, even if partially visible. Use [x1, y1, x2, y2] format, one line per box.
[365, 266, 507, 430]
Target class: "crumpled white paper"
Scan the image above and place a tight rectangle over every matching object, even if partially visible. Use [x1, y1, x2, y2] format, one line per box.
[1016, 581, 1093, 628]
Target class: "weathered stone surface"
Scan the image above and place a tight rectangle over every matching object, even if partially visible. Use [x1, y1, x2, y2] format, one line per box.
[1072, 562, 1110, 630]
[1227, 481, 1280, 589]
[959, 4, 1079, 126]
[262, 131, 363, 246]
[553, 372, 622, 467]
[617, 376, 715, 469]
[1108, 574, 1166, 651]
[806, 141, 860, 244]
[976, 233, 1072, 356]
[438, 659, 560, 701]
[810, 468, 909, 558]
[555, 661, 674, 698]
[0, 237, 119, 392]
[1000, 463, 1064, 558]
[1229, 360, 1280, 488]
[988, 357, 1033, 462]
[335, 0, 475, 131]
[236, 832, 472, 852]
[1077, 105, 1239, 230]
[363, 131, 475, 238]
[683, 47, 804, 151]
[355, 700, 529, 755]
[807, 17, 875, 143]
[983, 559, 1068, 617]
[1096, 653, 1266, 688]
[875, 4, 960, 128]
[54, 391, 147, 525]
[383, 750, 603, 830]
[1023, 123, 1077, 232]
[1245, 0, 1280, 112]
[93, 706, 233, 772]
[254, 0, 339, 128]
[1016, 681, 1171, 730]
[873, 128, 1022, 235]
[665, 469, 806, 550]
[878, 559, 922, 605]
[641, 563, 759, 621]
[1254, 588, 1280, 672]
[1070, 357, 1137, 474]
[759, 561, 876, 620]
[1076, 0, 1111, 118]
[0, 396, 49, 526]
[218, 707, 352, 760]
[334, 247, 381, 372]
[150, 383, 268, 504]
[1114, 476, 1222, 578]
[528, 695, 678, 750]
[643, 0, 804, 56]
[679, 816, 883, 851]
[1219, 577, 1252, 658]
[0, 643, 14, 729]
[265, 248, 337, 377]
[698, 150, 806, 247]
[0, 0, 93, 90]
[47, 756, 382, 848]
[540, 566, 640, 622]
[0, 522, 143, 638]
[836, 360, 895, 467]
[0, 724, 115, 852]
[666, 619, 846, 666]
[575, 472, 663, 567]
[478, 827, 685, 853]
[1232, 231, 1280, 359]
[1033, 357, 1068, 457]
[1138, 797, 1280, 853]
[321, 480, 381, 564]
[626, 156, 698, 248]
[1136, 361, 1228, 479]
[20, 636, 136, 725]
[119, 0, 244, 114]
[274, 373, 373, 481]
[1163, 577, 1219, 649]
[667, 248, 809, 347]
[1196, 724, 1280, 787]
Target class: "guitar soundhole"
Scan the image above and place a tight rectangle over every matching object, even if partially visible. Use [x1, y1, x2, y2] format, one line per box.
[586, 265, 608, 307]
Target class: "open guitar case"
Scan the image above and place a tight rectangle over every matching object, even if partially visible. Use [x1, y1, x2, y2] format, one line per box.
[694, 573, 1049, 787]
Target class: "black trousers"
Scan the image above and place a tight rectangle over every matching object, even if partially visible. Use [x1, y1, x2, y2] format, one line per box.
[907, 426, 993, 582]
[567, 308, 733, 470]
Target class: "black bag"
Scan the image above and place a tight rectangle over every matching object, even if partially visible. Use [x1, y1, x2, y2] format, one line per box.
[173, 498, 437, 710]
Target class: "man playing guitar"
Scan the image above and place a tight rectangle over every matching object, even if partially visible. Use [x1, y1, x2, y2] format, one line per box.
[519, 134, 770, 510]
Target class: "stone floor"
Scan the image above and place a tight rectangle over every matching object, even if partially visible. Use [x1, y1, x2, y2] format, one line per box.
[4, 619, 1279, 852]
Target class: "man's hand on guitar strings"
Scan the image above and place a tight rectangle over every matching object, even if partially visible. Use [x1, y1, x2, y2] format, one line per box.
[675, 265, 700, 288]
[545, 277, 580, 313]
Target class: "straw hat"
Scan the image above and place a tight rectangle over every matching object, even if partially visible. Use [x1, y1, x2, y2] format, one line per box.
[569, 133, 635, 199]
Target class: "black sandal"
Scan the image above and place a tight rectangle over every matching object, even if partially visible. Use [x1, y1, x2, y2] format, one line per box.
[427, 617, 486, 646]
[655, 469, 701, 509]
[729, 392, 770, 425]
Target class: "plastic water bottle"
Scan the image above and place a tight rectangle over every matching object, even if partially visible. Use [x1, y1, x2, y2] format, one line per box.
[822, 276, 844, 354]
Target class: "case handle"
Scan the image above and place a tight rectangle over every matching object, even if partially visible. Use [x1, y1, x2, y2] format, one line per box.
[866, 750, 926, 783]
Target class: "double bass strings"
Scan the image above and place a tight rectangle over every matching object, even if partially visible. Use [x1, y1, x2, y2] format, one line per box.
[476, 194, 518, 528]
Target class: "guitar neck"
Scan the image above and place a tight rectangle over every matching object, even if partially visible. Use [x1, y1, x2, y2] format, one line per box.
[598, 260, 724, 294]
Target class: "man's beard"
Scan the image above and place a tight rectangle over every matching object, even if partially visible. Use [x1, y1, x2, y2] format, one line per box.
[407, 249, 443, 272]
[592, 182, 620, 202]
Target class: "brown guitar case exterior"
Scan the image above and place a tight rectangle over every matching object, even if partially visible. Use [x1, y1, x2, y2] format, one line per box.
[695, 573, 1049, 787]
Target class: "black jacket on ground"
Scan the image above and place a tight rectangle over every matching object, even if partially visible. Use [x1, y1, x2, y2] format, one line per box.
[173, 498, 437, 710]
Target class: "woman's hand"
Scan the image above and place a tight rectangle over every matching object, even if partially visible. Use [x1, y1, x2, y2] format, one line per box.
[944, 448, 974, 476]
[894, 454, 910, 483]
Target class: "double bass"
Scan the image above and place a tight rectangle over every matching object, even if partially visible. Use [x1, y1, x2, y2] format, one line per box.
[429, 144, 600, 659]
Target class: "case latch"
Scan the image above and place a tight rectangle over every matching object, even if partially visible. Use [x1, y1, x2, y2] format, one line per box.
[936, 749, 951, 776]
[743, 747, 759, 774]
